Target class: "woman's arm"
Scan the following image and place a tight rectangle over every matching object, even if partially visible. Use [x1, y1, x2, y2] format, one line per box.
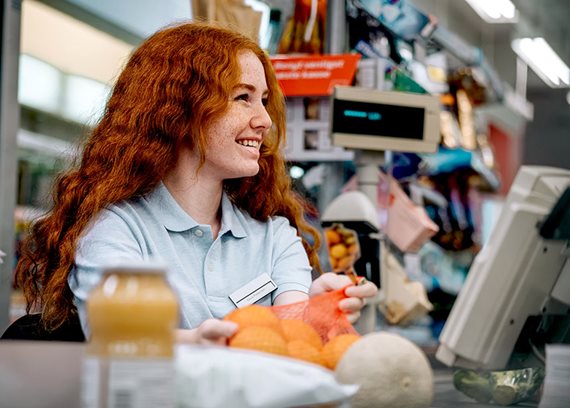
[273, 291, 309, 305]
[176, 319, 238, 345]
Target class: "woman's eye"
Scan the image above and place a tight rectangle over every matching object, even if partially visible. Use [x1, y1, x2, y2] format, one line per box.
[235, 93, 249, 102]
[262, 98, 269, 107]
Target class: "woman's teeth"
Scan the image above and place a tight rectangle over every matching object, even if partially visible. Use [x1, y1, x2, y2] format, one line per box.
[237, 140, 260, 148]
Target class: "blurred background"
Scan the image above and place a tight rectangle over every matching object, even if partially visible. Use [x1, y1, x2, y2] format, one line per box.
[0, 0, 569, 338]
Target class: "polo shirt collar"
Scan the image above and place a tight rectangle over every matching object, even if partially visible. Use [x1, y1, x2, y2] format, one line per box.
[146, 182, 197, 232]
[220, 192, 247, 238]
[146, 182, 247, 238]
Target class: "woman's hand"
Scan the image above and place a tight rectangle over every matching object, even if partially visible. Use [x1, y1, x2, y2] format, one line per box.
[310, 272, 378, 324]
[176, 319, 238, 345]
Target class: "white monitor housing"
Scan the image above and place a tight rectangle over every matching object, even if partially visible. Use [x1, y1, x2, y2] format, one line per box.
[436, 166, 570, 370]
[330, 86, 440, 153]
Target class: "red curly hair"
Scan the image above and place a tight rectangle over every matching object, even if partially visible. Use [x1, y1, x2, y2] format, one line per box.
[15, 21, 322, 331]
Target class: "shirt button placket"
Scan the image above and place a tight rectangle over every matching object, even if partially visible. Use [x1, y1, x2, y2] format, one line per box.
[206, 241, 218, 275]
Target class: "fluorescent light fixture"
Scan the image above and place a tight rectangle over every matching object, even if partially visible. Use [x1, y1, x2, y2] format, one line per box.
[21, 0, 133, 85]
[512, 37, 570, 88]
[62, 75, 111, 125]
[465, 0, 518, 23]
[19, 52, 112, 125]
[18, 128, 75, 159]
[18, 54, 62, 113]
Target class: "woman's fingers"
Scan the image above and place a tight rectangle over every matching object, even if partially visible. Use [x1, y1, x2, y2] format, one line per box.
[197, 319, 238, 345]
[309, 272, 353, 296]
[176, 319, 238, 346]
[175, 320, 238, 345]
[338, 296, 364, 313]
[341, 281, 378, 323]
[303, 272, 379, 324]
[345, 310, 361, 324]
[344, 281, 378, 299]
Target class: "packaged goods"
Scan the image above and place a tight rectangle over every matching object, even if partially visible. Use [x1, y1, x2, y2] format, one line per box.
[81, 263, 179, 408]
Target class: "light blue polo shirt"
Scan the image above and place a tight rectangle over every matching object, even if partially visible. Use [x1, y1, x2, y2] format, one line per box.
[68, 182, 312, 335]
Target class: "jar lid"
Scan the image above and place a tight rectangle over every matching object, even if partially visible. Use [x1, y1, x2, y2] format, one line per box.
[102, 259, 168, 275]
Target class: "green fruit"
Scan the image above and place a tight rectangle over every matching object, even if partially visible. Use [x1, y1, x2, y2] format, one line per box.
[335, 332, 433, 408]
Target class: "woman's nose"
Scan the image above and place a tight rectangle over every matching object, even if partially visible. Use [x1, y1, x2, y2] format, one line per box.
[251, 104, 272, 130]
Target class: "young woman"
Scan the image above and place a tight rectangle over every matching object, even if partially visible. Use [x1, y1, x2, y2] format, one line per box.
[15, 22, 376, 344]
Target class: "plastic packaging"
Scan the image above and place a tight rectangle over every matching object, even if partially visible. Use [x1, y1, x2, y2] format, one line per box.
[324, 223, 361, 279]
[81, 264, 179, 408]
[176, 345, 358, 408]
[453, 367, 544, 406]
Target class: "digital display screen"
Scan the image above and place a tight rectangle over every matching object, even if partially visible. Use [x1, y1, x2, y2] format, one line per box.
[332, 99, 425, 140]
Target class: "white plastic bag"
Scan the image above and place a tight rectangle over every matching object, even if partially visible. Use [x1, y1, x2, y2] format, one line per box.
[176, 345, 358, 408]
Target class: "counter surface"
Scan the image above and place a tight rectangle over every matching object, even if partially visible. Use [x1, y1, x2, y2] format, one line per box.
[0, 341, 538, 408]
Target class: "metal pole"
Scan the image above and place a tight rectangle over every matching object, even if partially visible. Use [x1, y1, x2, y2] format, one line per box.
[352, 150, 386, 334]
[0, 0, 21, 333]
[325, 0, 346, 54]
[516, 56, 528, 100]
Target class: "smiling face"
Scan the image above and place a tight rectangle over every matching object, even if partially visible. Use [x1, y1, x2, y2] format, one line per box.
[201, 50, 272, 181]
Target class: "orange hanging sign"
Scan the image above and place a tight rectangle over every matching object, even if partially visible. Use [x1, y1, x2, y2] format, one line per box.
[270, 54, 361, 97]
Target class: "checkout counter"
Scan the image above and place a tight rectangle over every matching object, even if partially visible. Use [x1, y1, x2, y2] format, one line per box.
[0, 340, 538, 408]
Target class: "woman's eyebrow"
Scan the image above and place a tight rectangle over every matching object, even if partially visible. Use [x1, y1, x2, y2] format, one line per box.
[235, 83, 269, 96]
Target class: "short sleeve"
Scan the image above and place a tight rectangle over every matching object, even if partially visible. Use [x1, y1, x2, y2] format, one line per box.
[269, 216, 312, 302]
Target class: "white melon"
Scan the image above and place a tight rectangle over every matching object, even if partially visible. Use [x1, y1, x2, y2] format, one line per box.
[335, 332, 434, 408]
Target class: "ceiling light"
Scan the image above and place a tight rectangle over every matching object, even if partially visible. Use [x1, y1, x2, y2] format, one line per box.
[512, 38, 570, 88]
[465, 0, 518, 23]
[21, 0, 133, 85]
[289, 166, 305, 179]
[18, 54, 62, 114]
[62, 75, 111, 125]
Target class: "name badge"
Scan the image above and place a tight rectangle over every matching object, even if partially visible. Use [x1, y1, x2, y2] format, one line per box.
[229, 273, 277, 308]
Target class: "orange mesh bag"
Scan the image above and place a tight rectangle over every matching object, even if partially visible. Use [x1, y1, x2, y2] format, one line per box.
[225, 287, 360, 370]
[324, 223, 362, 284]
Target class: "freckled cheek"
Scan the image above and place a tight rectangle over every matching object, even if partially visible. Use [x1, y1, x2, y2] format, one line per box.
[207, 109, 249, 147]
[208, 122, 237, 148]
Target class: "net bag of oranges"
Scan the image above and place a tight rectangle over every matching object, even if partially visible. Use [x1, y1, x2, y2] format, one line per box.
[324, 223, 361, 275]
[224, 287, 361, 370]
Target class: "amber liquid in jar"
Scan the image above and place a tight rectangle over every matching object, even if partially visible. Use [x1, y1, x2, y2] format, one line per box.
[81, 264, 179, 408]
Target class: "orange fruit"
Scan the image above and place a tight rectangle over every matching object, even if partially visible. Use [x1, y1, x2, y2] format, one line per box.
[347, 244, 359, 255]
[325, 229, 341, 245]
[329, 243, 348, 259]
[224, 304, 282, 334]
[321, 334, 360, 369]
[229, 326, 288, 357]
[280, 319, 323, 350]
[337, 255, 355, 270]
[287, 340, 326, 367]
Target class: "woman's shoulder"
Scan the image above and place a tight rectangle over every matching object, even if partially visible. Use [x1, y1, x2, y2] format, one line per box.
[83, 196, 150, 238]
[92, 199, 141, 224]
